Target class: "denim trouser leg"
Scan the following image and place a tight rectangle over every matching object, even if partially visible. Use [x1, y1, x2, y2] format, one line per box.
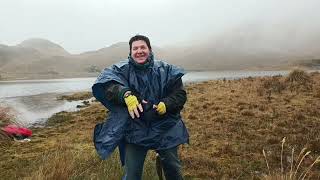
[125, 144, 148, 180]
[157, 146, 183, 180]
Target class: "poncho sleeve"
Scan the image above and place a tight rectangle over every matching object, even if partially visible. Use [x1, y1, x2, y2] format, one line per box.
[91, 62, 130, 165]
[92, 62, 130, 111]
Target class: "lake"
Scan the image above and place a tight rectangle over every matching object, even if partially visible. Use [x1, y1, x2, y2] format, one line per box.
[0, 71, 289, 126]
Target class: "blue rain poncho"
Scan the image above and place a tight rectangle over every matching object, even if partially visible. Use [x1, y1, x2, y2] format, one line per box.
[92, 54, 189, 165]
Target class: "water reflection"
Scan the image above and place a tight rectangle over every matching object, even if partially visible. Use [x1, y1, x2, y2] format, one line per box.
[0, 93, 88, 127]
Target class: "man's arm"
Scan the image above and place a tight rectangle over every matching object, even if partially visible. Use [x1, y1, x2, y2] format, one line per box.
[104, 82, 130, 104]
[104, 82, 143, 119]
[161, 79, 187, 113]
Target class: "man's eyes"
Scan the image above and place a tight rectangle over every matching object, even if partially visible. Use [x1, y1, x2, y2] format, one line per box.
[133, 46, 146, 50]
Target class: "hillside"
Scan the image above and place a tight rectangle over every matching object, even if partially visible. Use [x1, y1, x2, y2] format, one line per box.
[18, 38, 70, 56]
[0, 37, 320, 80]
[164, 24, 320, 70]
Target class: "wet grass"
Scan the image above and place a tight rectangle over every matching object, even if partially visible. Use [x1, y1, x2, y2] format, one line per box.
[1, 70, 320, 179]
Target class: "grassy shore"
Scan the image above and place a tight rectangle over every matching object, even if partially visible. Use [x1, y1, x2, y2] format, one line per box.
[1, 70, 320, 179]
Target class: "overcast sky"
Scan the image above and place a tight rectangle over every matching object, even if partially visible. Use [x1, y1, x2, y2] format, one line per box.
[0, 0, 319, 53]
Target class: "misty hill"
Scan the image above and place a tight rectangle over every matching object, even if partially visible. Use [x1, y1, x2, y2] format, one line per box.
[164, 24, 320, 70]
[17, 38, 70, 56]
[0, 35, 319, 80]
[77, 42, 164, 68]
[0, 44, 43, 68]
[76, 42, 129, 68]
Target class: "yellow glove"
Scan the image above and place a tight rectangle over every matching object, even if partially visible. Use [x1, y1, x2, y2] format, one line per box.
[155, 102, 166, 115]
[124, 95, 143, 119]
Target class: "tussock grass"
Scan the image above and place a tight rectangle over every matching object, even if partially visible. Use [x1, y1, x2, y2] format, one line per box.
[285, 69, 313, 92]
[286, 70, 311, 84]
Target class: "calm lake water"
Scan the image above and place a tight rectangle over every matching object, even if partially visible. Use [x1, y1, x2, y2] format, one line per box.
[0, 71, 289, 126]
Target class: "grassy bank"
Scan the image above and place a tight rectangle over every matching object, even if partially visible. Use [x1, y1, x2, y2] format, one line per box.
[1, 70, 320, 179]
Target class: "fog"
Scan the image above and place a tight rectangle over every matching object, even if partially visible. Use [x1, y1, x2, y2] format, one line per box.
[0, 0, 319, 53]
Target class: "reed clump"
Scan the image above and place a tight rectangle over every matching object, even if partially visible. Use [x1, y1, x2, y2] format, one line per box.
[263, 137, 320, 180]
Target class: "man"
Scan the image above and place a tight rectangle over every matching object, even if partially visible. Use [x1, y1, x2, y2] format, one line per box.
[92, 35, 189, 180]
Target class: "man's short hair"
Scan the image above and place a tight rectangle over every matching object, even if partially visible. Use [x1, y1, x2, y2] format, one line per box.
[129, 35, 152, 52]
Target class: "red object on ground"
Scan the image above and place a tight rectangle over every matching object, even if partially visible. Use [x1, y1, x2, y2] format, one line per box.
[1, 124, 32, 137]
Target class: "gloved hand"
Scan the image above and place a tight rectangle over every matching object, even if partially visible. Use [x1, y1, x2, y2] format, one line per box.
[154, 102, 166, 115]
[124, 94, 143, 119]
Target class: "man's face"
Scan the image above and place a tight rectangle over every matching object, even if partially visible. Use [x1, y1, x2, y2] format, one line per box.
[131, 40, 150, 64]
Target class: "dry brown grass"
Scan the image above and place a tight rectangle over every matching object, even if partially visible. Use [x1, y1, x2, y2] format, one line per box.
[0, 106, 15, 150]
[0, 103, 158, 180]
[262, 138, 320, 180]
[180, 71, 320, 179]
[0, 106, 14, 125]
[1, 70, 320, 179]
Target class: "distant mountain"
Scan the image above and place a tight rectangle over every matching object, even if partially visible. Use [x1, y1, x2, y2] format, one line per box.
[0, 35, 319, 80]
[17, 38, 70, 56]
[0, 39, 73, 79]
[0, 44, 43, 68]
[77, 42, 129, 67]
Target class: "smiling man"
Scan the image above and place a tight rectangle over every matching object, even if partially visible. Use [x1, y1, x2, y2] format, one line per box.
[130, 39, 150, 64]
[92, 35, 189, 180]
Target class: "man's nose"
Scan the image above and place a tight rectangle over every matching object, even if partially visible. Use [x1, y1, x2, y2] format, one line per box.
[137, 48, 145, 53]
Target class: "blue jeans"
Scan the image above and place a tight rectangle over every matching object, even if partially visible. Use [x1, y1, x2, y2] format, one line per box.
[123, 144, 183, 180]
